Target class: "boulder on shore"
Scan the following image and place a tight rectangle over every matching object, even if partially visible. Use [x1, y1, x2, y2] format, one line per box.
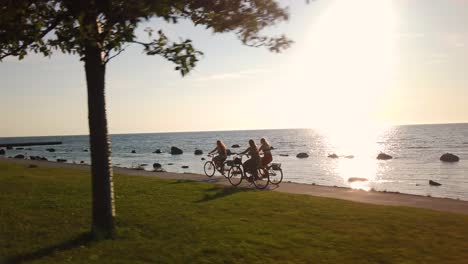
[194, 149, 203, 155]
[440, 153, 459, 162]
[328, 153, 339, 159]
[153, 163, 162, 169]
[429, 180, 442, 186]
[348, 177, 368, 182]
[14, 154, 25, 159]
[171, 146, 183, 155]
[231, 144, 240, 148]
[296, 153, 309, 158]
[377, 153, 392, 160]
[57, 159, 67, 163]
[0, 149, 5, 155]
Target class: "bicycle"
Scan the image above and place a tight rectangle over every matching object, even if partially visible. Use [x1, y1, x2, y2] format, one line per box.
[204, 154, 230, 178]
[261, 162, 283, 185]
[227, 154, 269, 189]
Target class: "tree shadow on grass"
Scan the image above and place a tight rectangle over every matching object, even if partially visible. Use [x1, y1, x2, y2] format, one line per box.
[168, 179, 194, 185]
[195, 186, 253, 203]
[4, 232, 93, 264]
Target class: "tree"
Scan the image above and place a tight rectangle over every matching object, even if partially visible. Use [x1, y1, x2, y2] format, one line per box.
[0, 0, 293, 238]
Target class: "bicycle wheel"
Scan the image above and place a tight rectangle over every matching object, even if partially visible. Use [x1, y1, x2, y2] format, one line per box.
[268, 166, 283, 185]
[253, 168, 269, 189]
[228, 165, 243, 186]
[204, 161, 215, 177]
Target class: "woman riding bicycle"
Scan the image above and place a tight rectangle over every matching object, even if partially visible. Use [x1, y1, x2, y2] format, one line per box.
[239, 139, 261, 178]
[208, 140, 228, 172]
[259, 137, 273, 168]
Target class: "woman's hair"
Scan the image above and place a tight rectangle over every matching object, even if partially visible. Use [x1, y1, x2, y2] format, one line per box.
[248, 139, 258, 151]
[260, 138, 269, 146]
[217, 140, 227, 152]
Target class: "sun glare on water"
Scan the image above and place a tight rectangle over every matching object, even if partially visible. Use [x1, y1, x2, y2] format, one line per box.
[291, 0, 397, 189]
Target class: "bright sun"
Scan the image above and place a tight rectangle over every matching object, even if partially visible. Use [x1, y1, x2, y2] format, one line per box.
[282, 0, 397, 131]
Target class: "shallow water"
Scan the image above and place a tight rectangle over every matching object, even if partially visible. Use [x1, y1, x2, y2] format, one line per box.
[1, 123, 468, 200]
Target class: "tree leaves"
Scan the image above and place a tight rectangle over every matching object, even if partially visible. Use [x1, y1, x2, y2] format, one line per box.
[1, 0, 293, 74]
[135, 30, 202, 76]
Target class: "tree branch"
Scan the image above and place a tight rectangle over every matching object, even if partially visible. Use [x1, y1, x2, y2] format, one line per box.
[0, 16, 63, 60]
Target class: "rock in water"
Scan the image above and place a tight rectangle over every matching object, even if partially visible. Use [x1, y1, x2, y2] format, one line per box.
[194, 149, 203, 155]
[296, 153, 309, 158]
[328, 153, 339, 159]
[429, 180, 442, 186]
[231, 144, 240, 148]
[0, 149, 5, 155]
[348, 177, 368, 182]
[344, 155, 354, 159]
[279, 154, 289, 157]
[131, 150, 136, 154]
[6, 146, 13, 150]
[201, 157, 206, 161]
[181, 165, 189, 169]
[153, 163, 162, 169]
[171, 146, 183, 155]
[440, 153, 459, 162]
[153, 149, 162, 154]
[377, 153, 392, 160]
[46, 148, 55, 152]
[16, 147, 24, 150]
[14, 154, 25, 159]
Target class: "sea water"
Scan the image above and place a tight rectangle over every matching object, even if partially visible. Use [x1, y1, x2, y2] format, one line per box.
[1, 123, 467, 200]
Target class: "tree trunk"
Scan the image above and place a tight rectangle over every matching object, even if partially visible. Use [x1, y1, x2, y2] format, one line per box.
[84, 40, 115, 239]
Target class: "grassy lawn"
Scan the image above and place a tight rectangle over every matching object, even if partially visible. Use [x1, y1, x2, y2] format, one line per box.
[1, 160, 468, 264]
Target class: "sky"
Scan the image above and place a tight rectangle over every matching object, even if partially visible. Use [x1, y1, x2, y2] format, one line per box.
[1, 0, 467, 137]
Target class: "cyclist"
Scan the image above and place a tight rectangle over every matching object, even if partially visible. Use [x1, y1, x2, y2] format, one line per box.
[239, 139, 261, 179]
[208, 140, 228, 174]
[259, 137, 273, 168]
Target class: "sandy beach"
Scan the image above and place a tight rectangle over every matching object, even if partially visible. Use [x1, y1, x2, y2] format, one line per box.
[2, 156, 468, 215]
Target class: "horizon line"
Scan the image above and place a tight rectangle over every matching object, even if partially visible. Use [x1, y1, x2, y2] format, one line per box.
[1, 121, 468, 139]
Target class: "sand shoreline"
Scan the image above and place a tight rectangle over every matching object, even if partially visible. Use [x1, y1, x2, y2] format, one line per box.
[2, 156, 468, 215]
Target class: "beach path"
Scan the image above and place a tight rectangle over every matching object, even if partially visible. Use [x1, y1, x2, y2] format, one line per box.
[2, 157, 468, 215]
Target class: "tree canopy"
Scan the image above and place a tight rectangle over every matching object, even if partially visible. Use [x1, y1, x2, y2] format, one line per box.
[1, 0, 293, 75]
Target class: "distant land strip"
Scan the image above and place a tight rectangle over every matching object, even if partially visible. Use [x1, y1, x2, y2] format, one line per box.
[0, 141, 62, 148]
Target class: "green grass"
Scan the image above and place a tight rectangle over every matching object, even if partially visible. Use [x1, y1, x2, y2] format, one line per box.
[1, 160, 468, 264]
